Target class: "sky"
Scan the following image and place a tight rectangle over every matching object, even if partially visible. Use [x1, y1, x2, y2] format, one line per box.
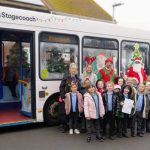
[14, 0, 150, 30]
[94, 0, 150, 30]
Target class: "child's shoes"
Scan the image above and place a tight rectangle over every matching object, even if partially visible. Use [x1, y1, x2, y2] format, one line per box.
[69, 129, 73, 135]
[74, 129, 80, 134]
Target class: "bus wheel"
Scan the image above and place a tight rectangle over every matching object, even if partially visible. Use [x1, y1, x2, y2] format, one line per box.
[44, 96, 59, 126]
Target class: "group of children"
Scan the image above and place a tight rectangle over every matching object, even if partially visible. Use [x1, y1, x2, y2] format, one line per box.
[63, 75, 150, 142]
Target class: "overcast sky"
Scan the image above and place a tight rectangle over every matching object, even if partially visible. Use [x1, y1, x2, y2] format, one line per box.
[95, 0, 150, 30]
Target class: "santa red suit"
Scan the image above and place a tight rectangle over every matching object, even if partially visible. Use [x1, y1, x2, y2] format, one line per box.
[126, 43, 147, 84]
[126, 66, 147, 83]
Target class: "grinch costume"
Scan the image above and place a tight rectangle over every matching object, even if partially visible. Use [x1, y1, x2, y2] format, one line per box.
[126, 43, 147, 83]
[97, 57, 116, 83]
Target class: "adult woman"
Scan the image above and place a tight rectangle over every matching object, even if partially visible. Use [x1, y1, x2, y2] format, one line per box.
[59, 63, 81, 132]
[81, 64, 97, 86]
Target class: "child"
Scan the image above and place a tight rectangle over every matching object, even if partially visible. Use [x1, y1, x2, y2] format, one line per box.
[114, 85, 121, 95]
[132, 77, 139, 90]
[80, 79, 91, 133]
[64, 83, 83, 135]
[84, 85, 105, 142]
[80, 79, 91, 95]
[102, 81, 118, 140]
[117, 85, 134, 138]
[126, 77, 137, 95]
[132, 83, 149, 137]
[96, 79, 105, 136]
[145, 82, 150, 132]
[113, 84, 121, 136]
[96, 79, 105, 94]
[115, 77, 125, 88]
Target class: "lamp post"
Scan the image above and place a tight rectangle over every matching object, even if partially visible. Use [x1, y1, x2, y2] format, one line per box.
[112, 3, 124, 23]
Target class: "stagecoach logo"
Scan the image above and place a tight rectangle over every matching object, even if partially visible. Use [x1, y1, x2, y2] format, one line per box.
[0, 11, 82, 23]
[0, 12, 37, 22]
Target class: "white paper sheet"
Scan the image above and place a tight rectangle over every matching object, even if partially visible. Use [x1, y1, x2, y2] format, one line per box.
[122, 99, 134, 114]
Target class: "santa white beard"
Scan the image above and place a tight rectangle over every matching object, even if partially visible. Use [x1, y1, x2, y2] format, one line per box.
[133, 63, 142, 73]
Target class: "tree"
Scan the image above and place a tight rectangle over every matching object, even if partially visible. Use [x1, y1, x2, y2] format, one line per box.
[6, 42, 29, 70]
[47, 47, 67, 73]
[129, 43, 142, 66]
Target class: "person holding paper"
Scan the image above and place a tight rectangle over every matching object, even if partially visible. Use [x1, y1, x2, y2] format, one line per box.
[117, 85, 135, 138]
[131, 84, 149, 137]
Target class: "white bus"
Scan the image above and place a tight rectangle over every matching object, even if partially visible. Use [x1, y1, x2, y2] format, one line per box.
[0, 6, 150, 127]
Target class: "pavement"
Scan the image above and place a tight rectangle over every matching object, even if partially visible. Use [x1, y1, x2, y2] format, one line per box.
[0, 124, 150, 150]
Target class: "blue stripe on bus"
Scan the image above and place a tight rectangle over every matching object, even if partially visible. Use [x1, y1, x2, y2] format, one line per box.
[0, 120, 34, 127]
[0, 101, 21, 109]
[21, 110, 32, 117]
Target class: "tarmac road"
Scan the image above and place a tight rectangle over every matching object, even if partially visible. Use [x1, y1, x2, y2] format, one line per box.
[0, 124, 150, 150]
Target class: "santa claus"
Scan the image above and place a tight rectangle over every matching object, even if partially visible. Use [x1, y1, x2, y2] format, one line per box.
[126, 43, 147, 83]
[126, 58, 147, 83]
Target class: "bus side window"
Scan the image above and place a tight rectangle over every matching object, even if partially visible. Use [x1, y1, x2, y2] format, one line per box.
[121, 41, 150, 74]
[82, 36, 119, 74]
[39, 32, 79, 80]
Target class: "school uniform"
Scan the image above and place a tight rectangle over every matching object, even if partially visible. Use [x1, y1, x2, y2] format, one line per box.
[131, 93, 149, 136]
[64, 92, 83, 130]
[79, 86, 87, 132]
[84, 92, 105, 140]
[102, 91, 118, 139]
[59, 73, 81, 132]
[146, 92, 150, 132]
[117, 94, 135, 137]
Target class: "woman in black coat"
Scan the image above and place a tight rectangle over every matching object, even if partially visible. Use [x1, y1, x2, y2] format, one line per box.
[59, 63, 81, 132]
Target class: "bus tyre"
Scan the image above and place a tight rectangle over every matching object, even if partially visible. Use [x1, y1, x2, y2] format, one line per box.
[44, 96, 59, 126]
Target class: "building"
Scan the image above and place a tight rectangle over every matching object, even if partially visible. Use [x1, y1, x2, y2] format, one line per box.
[0, 0, 112, 21]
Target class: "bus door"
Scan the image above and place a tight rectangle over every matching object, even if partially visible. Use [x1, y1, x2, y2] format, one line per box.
[0, 30, 34, 125]
[0, 41, 3, 99]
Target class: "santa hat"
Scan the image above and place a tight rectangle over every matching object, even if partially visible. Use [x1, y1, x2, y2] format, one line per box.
[134, 57, 141, 63]
[114, 84, 121, 90]
[132, 77, 139, 84]
[105, 57, 113, 64]
[84, 56, 96, 64]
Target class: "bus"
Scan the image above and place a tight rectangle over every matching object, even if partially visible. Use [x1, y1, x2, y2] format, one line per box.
[0, 5, 150, 127]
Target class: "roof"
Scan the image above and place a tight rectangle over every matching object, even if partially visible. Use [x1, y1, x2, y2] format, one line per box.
[42, 0, 112, 20]
[0, 0, 112, 21]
